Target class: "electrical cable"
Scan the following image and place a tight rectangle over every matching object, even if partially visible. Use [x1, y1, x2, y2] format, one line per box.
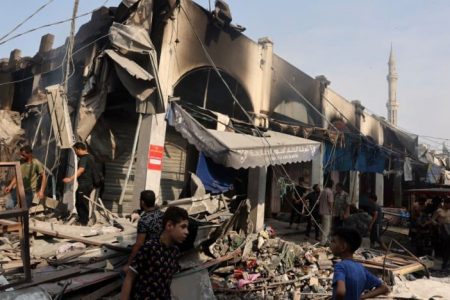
[180, 2, 336, 239]
[180, 2, 332, 236]
[0, 11, 91, 47]
[363, 106, 450, 143]
[0, 0, 55, 43]
[0, 0, 110, 47]
[322, 94, 422, 162]
[0, 33, 111, 87]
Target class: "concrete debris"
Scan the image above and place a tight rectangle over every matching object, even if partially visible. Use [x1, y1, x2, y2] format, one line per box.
[209, 228, 334, 299]
[55, 242, 86, 256]
[0, 184, 241, 298]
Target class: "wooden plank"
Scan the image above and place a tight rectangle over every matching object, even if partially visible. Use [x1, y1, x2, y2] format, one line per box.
[80, 279, 122, 300]
[29, 205, 45, 214]
[14, 256, 125, 290]
[2, 260, 40, 272]
[392, 263, 425, 275]
[40, 272, 119, 296]
[0, 208, 27, 219]
[1, 223, 22, 233]
[12, 266, 82, 290]
[0, 219, 129, 251]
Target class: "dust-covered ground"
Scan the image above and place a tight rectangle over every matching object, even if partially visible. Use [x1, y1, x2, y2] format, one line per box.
[267, 216, 450, 300]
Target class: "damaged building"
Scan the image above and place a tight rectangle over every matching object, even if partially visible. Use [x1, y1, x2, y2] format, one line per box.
[0, 0, 325, 231]
[1, 0, 449, 298]
[0, 0, 440, 227]
[0, 0, 442, 228]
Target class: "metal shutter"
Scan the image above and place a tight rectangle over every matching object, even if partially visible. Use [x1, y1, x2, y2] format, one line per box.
[160, 129, 187, 202]
[101, 119, 136, 214]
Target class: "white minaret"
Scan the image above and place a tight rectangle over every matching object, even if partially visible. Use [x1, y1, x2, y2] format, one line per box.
[387, 45, 399, 125]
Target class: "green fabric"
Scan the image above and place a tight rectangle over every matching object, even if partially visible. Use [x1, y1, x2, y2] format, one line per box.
[20, 158, 44, 193]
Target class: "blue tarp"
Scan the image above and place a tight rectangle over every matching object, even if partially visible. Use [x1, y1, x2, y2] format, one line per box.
[324, 135, 387, 173]
[196, 153, 235, 194]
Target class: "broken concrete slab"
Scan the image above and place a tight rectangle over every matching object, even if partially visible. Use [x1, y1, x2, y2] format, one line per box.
[171, 269, 216, 300]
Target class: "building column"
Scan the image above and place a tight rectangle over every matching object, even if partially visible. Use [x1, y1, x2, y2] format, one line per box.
[349, 171, 360, 207]
[132, 113, 167, 206]
[394, 172, 403, 207]
[311, 145, 324, 187]
[375, 173, 384, 206]
[257, 37, 273, 115]
[248, 167, 267, 232]
[131, 14, 177, 207]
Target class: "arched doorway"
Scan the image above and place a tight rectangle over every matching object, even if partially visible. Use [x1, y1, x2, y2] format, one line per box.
[173, 67, 253, 121]
[159, 67, 252, 201]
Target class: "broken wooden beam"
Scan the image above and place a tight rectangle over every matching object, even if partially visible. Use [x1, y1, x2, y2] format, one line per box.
[12, 257, 124, 291]
[79, 279, 122, 300]
[0, 219, 129, 252]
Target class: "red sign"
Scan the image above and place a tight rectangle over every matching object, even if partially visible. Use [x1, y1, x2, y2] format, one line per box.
[147, 145, 164, 170]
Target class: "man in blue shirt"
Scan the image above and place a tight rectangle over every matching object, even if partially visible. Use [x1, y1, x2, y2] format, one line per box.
[331, 227, 389, 300]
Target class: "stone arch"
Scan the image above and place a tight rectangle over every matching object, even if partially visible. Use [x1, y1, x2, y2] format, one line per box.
[273, 99, 309, 124]
[173, 67, 253, 121]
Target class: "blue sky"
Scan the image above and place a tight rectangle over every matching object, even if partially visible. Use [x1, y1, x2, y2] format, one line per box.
[1, 0, 449, 149]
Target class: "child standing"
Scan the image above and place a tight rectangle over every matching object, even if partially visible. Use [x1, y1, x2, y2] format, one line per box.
[330, 227, 389, 300]
[120, 206, 189, 300]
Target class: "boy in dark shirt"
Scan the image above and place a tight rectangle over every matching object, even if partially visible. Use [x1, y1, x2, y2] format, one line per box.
[331, 227, 389, 300]
[120, 206, 189, 300]
[122, 190, 164, 274]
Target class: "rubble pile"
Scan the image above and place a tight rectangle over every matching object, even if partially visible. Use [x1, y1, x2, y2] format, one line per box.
[0, 193, 241, 298]
[209, 228, 334, 299]
[0, 215, 134, 299]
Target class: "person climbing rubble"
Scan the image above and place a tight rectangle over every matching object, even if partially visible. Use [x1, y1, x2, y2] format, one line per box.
[4, 145, 47, 209]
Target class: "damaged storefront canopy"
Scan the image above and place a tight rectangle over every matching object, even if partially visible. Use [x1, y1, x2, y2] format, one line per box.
[108, 22, 164, 112]
[167, 102, 320, 169]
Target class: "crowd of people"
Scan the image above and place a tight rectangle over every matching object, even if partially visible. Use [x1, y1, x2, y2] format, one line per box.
[3, 143, 449, 298]
[410, 196, 450, 270]
[286, 178, 450, 271]
[286, 178, 385, 250]
[286, 179, 390, 299]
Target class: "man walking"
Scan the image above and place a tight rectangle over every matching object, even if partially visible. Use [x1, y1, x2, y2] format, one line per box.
[288, 181, 306, 230]
[5, 145, 47, 208]
[63, 142, 95, 226]
[367, 193, 386, 250]
[333, 183, 350, 228]
[304, 184, 321, 240]
[319, 179, 334, 245]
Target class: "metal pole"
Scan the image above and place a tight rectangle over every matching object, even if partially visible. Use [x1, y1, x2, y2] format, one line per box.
[149, 50, 164, 111]
[119, 113, 143, 206]
[65, 0, 79, 214]
[63, 0, 79, 92]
